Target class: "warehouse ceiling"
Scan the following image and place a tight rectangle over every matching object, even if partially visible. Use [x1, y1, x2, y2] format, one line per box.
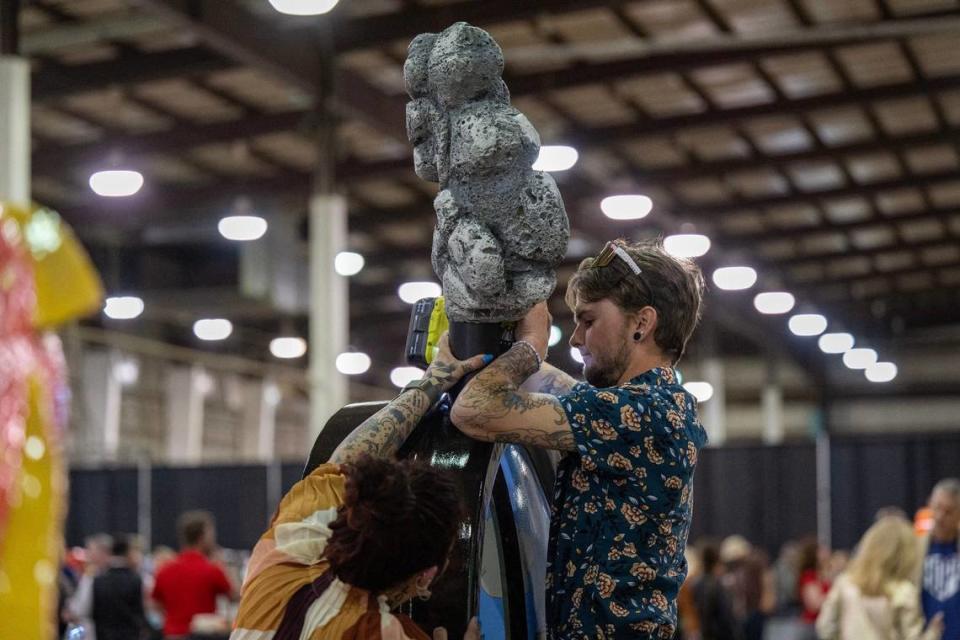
[21, 0, 960, 390]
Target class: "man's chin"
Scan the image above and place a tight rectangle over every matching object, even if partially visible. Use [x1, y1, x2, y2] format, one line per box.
[584, 365, 618, 388]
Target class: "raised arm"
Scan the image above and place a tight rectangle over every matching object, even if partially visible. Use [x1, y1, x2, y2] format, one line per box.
[329, 334, 489, 464]
[450, 302, 576, 452]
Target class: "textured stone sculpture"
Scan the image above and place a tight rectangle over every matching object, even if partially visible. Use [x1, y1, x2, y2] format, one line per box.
[405, 22, 570, 323]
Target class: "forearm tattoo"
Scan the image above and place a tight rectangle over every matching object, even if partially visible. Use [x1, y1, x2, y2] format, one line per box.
[538, 369, 578, 395]
[457, 345, 576, 451]
[329, 378, 443, 463]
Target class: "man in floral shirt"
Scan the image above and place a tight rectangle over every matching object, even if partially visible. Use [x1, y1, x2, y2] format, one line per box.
[452, 239, 707, 639]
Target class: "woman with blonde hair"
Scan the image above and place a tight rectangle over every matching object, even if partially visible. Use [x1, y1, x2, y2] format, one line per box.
[816, 516, 944, 640]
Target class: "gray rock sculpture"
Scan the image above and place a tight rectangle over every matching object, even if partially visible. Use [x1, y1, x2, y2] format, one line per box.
[404, 22, 570, 323]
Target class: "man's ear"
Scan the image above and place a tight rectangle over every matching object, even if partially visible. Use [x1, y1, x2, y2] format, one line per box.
[636, 306, 658, 336]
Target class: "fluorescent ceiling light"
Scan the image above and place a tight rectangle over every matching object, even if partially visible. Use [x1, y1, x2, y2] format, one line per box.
[193, 318, 232, 341]
[218, 215, 267, 241]
[865, 362, 897, 383]
[570, 347, 584, 364]
[398, 281, 442, 304]
[334, 251, 364, 276]
[89, 170, 143, 197]
[336, 352, 371, 375]
[843, 348, 878, 370]
[532, 145, 578, 172]
[664, 234, 711, 258]
[270, 337, 307, 359]
[600, 195, 652, 220]
[712, 266, 757, 291]
[390, 366, 425, 388]
[103, 296, 144, 320]
[683, 381, 714, 403]
[754, 292, 795, 315]
[818, 333, 854, 354]
[788, 313, 828, 337]
[268, 0, 339, 15]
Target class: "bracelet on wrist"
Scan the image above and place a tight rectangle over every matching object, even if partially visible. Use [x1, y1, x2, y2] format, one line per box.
[513, 339, 543, 370]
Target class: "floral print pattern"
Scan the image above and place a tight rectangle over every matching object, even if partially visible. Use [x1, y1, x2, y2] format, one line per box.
[547, 368, 707, 639]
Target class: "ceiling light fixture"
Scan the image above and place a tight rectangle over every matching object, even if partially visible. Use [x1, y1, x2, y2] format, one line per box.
[754, 292, 796, 315]
[664, 234, 711, 258]
[398, 281, 442, 304]
[712, 266, 757, 291]
[788, 313, 828, 337]
[532, 145, 578, 172]
[89, 170, 143, 197]
[268, 0, 339, 15]
[103, 296, 144, 320]
[218, 215, 267, 241]
[600, 195, 653, 220]
[193, 318, 233, 341]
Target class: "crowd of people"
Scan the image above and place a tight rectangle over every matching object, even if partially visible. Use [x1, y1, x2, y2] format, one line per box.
[58, 512, 240, 640]
[675, 479, 960, 640]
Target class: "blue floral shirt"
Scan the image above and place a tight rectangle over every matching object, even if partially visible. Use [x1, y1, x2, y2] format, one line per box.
[547, 367, 707, 639]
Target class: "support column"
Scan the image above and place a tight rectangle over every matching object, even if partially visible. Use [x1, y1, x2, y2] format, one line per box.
[762, 357, 785, 444]
[239, 379, 278, 460]
[165, 365, 206, 462]
[309, 24, 347, 440]
[0, 0, 29, 207]
[702, 357, 727, 445]
[80, 349, 122, 461]
[309, 194, 348, 439]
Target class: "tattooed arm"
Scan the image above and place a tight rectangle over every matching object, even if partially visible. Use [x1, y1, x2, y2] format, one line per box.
[451, 302, 576, 452]
[520, 362, 579, 396]
[329, 334, 489, 464]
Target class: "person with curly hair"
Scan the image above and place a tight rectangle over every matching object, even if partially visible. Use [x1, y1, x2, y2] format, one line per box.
[231, 335, 486, 640]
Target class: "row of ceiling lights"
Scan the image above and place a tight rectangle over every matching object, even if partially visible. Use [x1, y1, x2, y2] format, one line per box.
[92, 143, 894, 385]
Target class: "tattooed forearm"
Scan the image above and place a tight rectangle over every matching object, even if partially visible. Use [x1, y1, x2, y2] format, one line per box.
[329, 383, 440, 464]
[451, 344, 576, 452]
[521, 363, 578, 396]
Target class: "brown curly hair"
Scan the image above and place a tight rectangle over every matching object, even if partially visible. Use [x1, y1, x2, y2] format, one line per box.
[323, 455, 463, 593]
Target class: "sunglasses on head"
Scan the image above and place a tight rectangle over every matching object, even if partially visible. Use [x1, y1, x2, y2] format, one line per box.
[592, 241, 642, 274]
[589, 241, 656, 308]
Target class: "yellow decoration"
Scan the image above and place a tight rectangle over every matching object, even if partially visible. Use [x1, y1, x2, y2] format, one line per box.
[2, 203, 104, 329]
[0, 376, 63, 640]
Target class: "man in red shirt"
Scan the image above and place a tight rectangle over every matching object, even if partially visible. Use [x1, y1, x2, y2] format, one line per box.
[152, 510, 236, 638]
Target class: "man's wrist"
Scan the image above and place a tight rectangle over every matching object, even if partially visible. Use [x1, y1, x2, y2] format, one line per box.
[401, 377, 443, 404]
[510, 341, 542, 378]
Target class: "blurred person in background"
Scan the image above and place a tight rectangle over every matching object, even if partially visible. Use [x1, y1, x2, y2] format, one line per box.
[720, 536, 775, 640]
[816, 516, 943, 640]
[798, 537, 832, 636]
[773, 540, 803, 615]
[152, 511, 236, 638]
[68, 533, 114, 640]
[694, 539, 740, 640]
[920, 479, 960, 640]
[678, 547, 703, 640]
[826, 550, 850, 583]
[72, 533, 150, 640]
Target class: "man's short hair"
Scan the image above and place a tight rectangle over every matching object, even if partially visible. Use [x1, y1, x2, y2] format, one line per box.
[177, 510, 214, 548]
[932, 478, 960, 501]
[565, 238, 705, 363]
[110, 533, 130, 558]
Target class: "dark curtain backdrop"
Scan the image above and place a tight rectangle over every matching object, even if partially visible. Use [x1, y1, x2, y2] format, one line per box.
[67, 433, 960, 554]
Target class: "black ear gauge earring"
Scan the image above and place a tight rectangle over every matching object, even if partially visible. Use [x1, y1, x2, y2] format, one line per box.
[634, 331, 642, 342]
